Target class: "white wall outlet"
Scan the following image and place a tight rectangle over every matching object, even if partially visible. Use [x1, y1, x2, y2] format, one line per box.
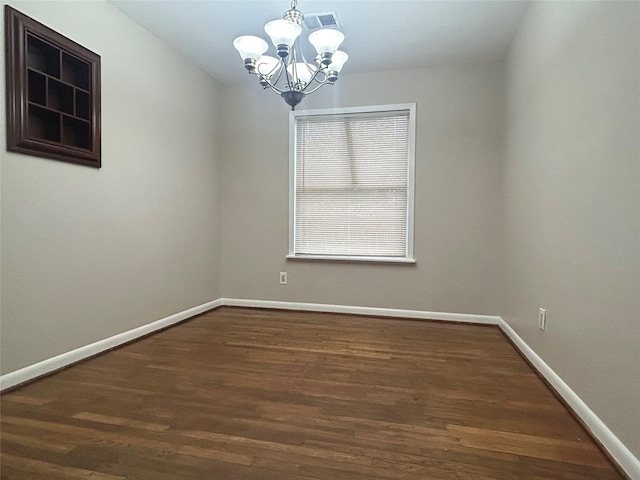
[538, 308, 547, 331]
[279, 272, 287, 285]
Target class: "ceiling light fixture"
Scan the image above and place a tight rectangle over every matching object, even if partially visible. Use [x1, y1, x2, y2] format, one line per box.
[233, 0, 348, 110]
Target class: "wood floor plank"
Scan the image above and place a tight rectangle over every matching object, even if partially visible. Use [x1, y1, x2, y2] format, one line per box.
[72, 412, 170, 433]
[0, 307, 623, 479]
[1, 395, 53, 406]
[0, 431, 76, 454]
[179, 429, 372, 465]
[1, 415, 255, 467]
[446, 424, 609, 468]
[1, 453, 125, 480]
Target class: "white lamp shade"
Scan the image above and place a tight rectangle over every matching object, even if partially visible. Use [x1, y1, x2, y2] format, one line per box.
[287, 62, 316, 84]
[328, 50, 348, 72]
[256, 55, 280, 77]
[233, 36, 268, 61]
[308, 28, 344, 55]
[264, 19, 302, 47]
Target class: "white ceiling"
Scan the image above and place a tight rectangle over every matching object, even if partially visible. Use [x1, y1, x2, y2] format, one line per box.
[109, 0, 531, 85]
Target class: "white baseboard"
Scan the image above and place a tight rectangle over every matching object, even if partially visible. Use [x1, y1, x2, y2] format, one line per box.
[498, 318, 640, 479]
[220, 298, 501, 325]
[0, 299, 222, 392]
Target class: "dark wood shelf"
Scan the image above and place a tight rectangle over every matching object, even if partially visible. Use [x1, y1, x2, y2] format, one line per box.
[28, 102, 91, 122]
[61, 51, 90, 90]
[27, 104, 60, 142]
[63, 116, 91, 150]
[27, 70, 46, 105]
[5, 5, 101, 167]
[48, 78, 74, 114]
[27, 34, 60, 77]
[75, 90, 90, 119]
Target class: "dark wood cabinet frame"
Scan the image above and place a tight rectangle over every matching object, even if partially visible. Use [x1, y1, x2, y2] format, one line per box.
[5, 6, 101, 168]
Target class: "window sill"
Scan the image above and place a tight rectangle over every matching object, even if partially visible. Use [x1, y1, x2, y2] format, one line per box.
[286, 254, 416, 265]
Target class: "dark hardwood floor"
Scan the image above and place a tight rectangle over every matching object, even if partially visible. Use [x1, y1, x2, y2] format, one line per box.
[1, 307, 623, 479]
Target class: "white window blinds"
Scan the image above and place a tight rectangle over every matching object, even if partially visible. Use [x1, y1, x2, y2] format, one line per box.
[290, 105, 415, 261]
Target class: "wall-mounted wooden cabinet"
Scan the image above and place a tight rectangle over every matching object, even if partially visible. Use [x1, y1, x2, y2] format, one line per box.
[5, 6, 101, 168]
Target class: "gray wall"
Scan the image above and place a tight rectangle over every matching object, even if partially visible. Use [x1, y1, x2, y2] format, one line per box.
[503, 1, 640, 457]
[0, 0, 222, 374]
[219, 63, 504, 315]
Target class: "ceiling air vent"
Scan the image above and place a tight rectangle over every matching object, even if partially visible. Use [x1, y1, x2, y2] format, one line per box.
[304, 12, 341, 31]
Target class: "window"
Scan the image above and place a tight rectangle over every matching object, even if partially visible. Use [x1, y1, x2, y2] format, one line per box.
[288, 104, 416, 263]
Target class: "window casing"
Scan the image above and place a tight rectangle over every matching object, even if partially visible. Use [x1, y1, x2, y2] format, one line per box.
[288, 104, 416, 263]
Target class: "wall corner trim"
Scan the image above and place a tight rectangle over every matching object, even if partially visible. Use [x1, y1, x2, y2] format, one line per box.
[498, 317, 640, 479]
[0, 299, 223, 392]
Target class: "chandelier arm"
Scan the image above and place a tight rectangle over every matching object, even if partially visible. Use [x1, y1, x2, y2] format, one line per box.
[269, 62, 287, 90]
[252, 61, 288, 95]
[261, 79, 288, 95]
[287, 45, 302, 91]
[255, 59, 279, 79]
[297, 67, 330, 93]
[283, 61, 298, 91]
[309, 68, 329, 84]
[301, 79, 332, 95]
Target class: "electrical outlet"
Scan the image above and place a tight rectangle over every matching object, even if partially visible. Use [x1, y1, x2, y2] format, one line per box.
[538, 308, 547, 331]
[279, 272, 287, 285]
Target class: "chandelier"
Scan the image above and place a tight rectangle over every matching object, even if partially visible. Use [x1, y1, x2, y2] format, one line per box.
[233, 0, 348, 110]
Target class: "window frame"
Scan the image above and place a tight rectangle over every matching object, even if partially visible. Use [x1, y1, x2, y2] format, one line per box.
[287, 103, 416, 264]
